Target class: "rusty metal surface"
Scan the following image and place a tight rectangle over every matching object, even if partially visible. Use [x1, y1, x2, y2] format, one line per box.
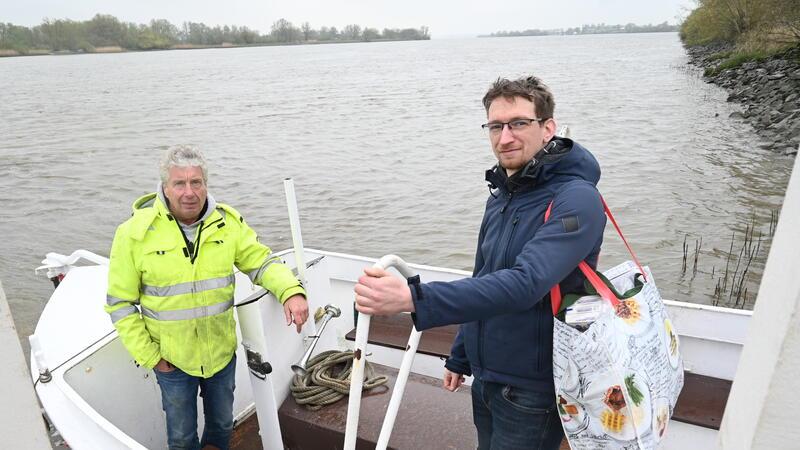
[344, 314, 458, 359]
[230, 413, 262, 450]
[672, 372, 731, 430]
[279, 362, 476, 449]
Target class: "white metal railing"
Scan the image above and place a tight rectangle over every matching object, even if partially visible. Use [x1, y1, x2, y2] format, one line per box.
[35, 250, 109, 279]
[345, 254, 420, 450]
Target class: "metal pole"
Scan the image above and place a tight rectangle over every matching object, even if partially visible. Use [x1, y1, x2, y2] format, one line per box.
[376, 325, 421, 450]
[344, 310, 370, 450]
[344, 254, 419, 450]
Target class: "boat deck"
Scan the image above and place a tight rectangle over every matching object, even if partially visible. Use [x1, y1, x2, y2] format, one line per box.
[230, 314, 731, 449]
[345, 315, 732, 430]
[231, 314, 731, 450]
[231, 362, 477, 449]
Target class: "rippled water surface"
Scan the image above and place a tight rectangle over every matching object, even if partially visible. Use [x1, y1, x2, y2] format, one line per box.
[0, 33, 794, 341]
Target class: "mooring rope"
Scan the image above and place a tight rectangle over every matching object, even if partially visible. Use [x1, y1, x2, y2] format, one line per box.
[290, 349, 388, 410]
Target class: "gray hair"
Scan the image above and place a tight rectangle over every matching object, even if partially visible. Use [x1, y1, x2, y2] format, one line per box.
[159, 145, 208, 184]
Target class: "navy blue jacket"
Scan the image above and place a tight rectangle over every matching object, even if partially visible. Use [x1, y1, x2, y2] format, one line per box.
[411, 138, 605, 393]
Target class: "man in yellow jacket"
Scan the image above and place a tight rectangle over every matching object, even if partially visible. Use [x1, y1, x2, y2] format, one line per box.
[105, 145, 308, 450]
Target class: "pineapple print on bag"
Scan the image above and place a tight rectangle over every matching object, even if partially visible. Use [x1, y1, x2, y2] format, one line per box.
[601, 410, 627, 433]
[614, 299, 641, 324]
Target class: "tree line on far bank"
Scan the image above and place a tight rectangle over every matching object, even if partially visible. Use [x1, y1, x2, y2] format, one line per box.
[0, 14, 430, 55]
[482, 22, 678, 38]
[680, 0, 799, 51]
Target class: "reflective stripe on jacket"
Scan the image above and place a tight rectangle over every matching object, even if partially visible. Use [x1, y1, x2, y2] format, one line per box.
[105, 193, 305, 378]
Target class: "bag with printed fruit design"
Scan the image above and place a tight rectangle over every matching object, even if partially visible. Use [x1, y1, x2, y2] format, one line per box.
[546, 197, 684, 449]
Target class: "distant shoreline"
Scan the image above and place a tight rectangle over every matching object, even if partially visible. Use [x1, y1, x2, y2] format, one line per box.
[0, 38, 417, 58]
[478, 30, 678, 38]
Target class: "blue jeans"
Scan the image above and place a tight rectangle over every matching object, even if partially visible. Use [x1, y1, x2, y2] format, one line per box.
[154, 355, 236, 450]
[471, 378, 564, 450]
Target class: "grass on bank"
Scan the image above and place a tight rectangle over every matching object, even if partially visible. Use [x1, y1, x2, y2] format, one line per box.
[703, 49, 773, 76]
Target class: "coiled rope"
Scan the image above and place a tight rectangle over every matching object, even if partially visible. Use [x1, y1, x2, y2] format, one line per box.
[290, 350, 388, 410]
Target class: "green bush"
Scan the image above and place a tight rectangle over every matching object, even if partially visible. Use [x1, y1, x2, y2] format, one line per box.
[681, 5, 733, 46]
[681, 0, 800, 49]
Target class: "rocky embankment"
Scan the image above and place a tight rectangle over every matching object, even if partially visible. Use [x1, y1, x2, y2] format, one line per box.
[686, 44, 800, 156]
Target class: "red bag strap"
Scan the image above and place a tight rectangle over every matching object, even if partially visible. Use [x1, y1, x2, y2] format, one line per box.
[597, 196, 647, 281]
[545, 195, 643, 315]
[545, 202, 563, 315]
[578, 261, 619, 307]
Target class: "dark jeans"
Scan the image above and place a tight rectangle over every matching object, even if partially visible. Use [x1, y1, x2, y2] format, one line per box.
[471, 378, 564, 450]
[154, 355, 236, 450]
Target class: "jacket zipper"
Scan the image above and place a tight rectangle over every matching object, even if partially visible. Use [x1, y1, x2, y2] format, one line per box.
[191, 216, 224, 373]
[190, 216, 223, 264]
[504, 216, 520, 267]
[499, 192, 514, 214]
[536, 303, 544, 371]
[478, 320, 484, 369]
[479, 193, 517, 372]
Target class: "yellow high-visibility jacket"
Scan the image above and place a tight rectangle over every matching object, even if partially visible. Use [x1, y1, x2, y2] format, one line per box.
[105, 193, 305, 378]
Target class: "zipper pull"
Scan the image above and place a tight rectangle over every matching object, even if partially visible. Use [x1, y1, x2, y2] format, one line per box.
[500, 193, 514, 214]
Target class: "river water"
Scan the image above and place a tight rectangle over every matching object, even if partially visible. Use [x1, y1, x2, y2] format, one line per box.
[0, 33, 794, 344]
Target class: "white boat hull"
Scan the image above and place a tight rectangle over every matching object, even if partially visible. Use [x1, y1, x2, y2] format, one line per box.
[30, 248, 749, 449]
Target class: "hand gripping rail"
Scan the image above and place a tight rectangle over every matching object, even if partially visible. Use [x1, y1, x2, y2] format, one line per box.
[344, 254, 420, 450]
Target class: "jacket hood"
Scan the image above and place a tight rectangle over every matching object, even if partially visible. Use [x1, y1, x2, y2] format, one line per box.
[486, 137, 601, 193]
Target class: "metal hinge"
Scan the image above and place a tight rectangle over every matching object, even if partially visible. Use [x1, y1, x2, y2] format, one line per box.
[244, 347, 272, 380]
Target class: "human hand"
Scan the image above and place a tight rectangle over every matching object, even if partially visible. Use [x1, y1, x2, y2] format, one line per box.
[283, 294, 309, 333]
[155, 358, 175, 373]
[354, 267, 414, 316]
[443, 369, 465, 392]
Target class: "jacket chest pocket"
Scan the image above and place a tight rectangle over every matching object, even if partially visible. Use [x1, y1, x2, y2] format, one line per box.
[195, 231, 236, 276]
[503, 206, 544, 268]
[140, 241, 187, 286]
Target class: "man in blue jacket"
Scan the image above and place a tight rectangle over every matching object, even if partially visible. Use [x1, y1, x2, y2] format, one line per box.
[355, 75, 606, 449]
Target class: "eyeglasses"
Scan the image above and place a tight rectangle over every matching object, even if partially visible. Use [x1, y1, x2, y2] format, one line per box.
[481, 118, 546, 135]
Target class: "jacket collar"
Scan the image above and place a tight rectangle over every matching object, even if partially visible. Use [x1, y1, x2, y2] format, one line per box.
[485, 138, 574, 194]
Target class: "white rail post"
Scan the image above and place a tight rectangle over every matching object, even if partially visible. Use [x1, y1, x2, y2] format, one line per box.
[237, 301, 284, 450]
[283, 178, 317, 335]
[344, 254, 422, 450]
[283, 178, 307, 285]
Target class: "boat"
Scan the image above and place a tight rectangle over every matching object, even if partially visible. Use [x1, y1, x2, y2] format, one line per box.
[24, 151, 800, 449]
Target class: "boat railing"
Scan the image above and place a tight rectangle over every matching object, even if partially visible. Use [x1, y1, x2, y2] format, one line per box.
[345, 254, 421, 450]
[35, 250, 109, 287]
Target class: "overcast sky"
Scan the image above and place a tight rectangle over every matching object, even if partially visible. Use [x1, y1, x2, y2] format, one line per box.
[2, 0, 695, 37]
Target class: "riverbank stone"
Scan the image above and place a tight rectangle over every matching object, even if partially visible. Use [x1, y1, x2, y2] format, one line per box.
[686, 44, 800, 156]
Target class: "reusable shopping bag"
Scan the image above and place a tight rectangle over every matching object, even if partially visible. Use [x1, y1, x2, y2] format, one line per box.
[547, 198, 684, 449]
